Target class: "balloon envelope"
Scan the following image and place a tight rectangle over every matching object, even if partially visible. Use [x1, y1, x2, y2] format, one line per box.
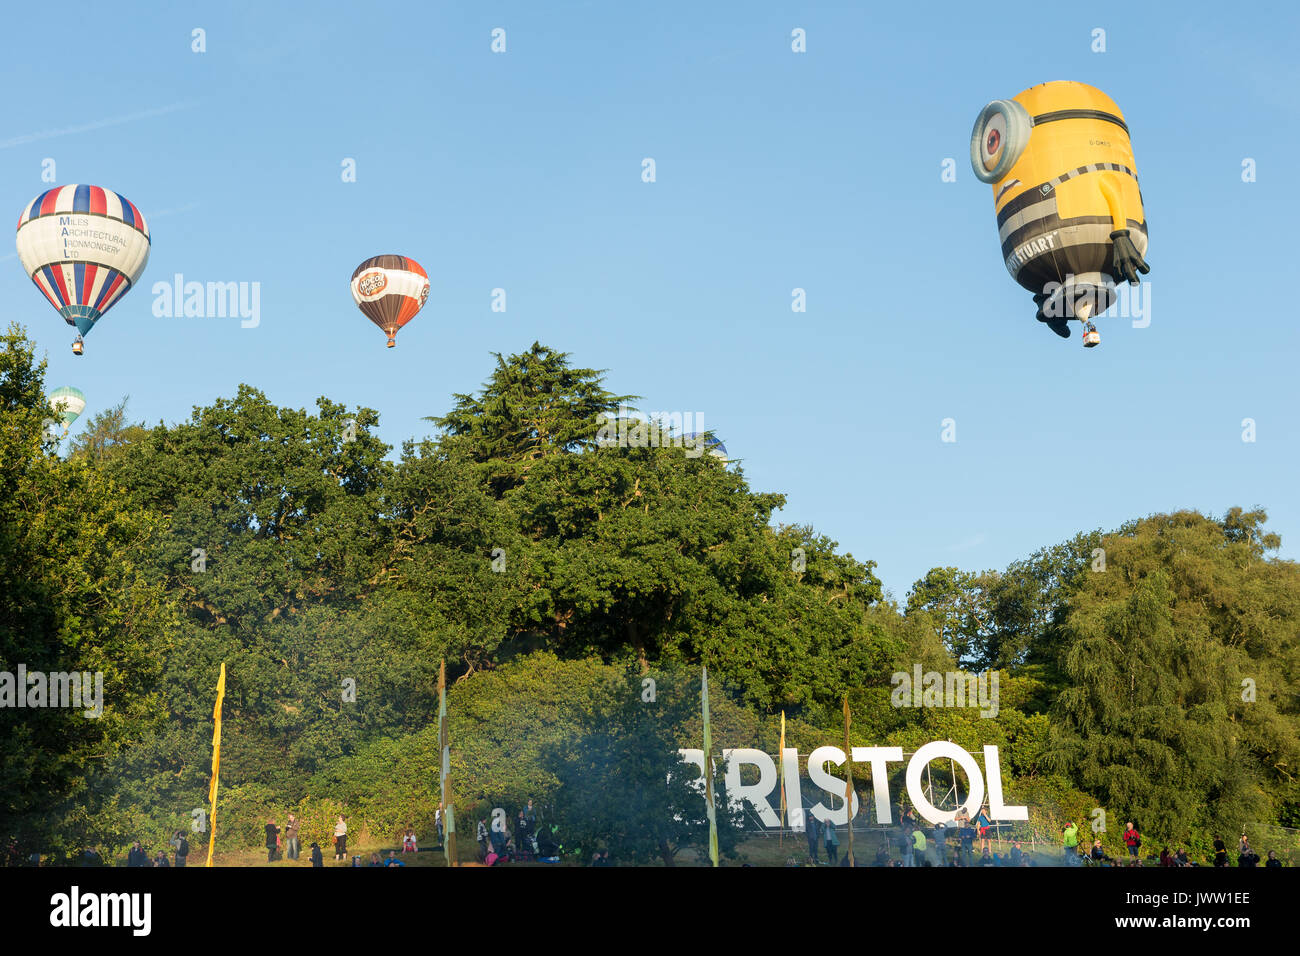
[683, 432, 728, 461]
[15, 185, 151, 337]
[350, 255, 429, 346]
[969, 82, 1148, 328]
[48, 386, 87, 429]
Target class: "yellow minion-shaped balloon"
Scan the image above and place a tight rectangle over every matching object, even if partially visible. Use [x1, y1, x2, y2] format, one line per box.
[971, 81, 1150, 347]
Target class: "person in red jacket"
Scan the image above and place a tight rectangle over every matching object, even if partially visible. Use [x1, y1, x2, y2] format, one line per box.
[1122, 822, 1142, 862]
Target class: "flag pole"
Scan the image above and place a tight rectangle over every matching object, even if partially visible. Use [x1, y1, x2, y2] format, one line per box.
[778, 711, 787, 850]
[438, 660, 458, 867]
[206, 661, 226, 868]
[702, 667, 719, 867]
[843, 694, 855, 867]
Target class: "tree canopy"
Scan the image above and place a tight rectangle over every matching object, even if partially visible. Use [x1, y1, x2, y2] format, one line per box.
[2, 327, 1297, 862]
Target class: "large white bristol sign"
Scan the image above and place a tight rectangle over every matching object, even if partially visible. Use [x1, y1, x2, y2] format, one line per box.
[678, 742, 1028, 827]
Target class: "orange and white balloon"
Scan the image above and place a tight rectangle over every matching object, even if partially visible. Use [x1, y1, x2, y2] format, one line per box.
[350, 255, 429, 348]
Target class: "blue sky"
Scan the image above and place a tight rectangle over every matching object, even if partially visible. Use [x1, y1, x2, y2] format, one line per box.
[3, 0, 1297, 599]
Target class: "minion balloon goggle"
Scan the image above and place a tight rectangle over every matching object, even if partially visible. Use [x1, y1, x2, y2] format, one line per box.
[970, 98, 1035, 185]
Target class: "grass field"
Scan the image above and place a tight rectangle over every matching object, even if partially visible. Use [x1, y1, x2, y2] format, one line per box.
[209, 830, 1086, 868]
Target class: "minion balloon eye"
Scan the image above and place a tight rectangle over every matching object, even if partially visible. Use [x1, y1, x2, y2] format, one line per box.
[970, 99, 1032, 183]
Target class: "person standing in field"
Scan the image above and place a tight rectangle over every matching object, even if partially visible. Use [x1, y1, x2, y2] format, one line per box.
[284, 813, 300, 861]
[516, 810, 532, 858]
[974, 805, 993, 854]
[333, 816, 348, 861]
[310, 842, 323, 867]
[1122, 822, 1141, 863]
[804, 813, 820, 864]
[1062, 821, 1080, 866]
[265, 818, 280, 863]
[1213, 836, 1228, 867]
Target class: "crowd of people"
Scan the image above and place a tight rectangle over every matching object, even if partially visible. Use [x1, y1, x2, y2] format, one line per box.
[788, 807, 1291, 868]
[474, 799, 573, 866]
[119, 831, 194, 867]
[1059, 820, 1284, 868]
[797, 803, 1018, 867]
[255, 809, 447, 865]
[6, 803, 1291, 867]
[58, 809, 443, 868]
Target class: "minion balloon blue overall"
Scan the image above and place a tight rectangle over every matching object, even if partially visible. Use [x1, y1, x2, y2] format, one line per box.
[971, 81, 1150, 348]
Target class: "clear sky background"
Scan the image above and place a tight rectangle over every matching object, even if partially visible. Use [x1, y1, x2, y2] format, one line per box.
[2, 1, 1296, 600]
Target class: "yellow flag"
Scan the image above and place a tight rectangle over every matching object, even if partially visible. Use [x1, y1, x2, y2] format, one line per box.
[778, 711, 787, 845]
[206, 662, 226, 867]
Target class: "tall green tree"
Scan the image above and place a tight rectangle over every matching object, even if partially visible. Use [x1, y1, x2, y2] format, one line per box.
[1044, 510, 1300, 842]
[545, 666, 742, 866]
[430, 342, 635, 495]
[0, 325, 173, 854]
[66, 396, 147, 465]
[906, 566, 993, 666]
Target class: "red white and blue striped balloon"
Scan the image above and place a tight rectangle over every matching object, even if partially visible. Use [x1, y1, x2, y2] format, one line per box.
[15, 184, 151, 338]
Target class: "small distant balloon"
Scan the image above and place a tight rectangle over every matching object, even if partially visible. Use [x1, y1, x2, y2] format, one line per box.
[48, 386, 86, 435]
[683, 432, 728, 462]
[15, 185, 151, 355]
[350, 255, 430, 348]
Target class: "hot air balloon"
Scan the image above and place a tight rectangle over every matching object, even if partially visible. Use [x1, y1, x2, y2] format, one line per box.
[350, 255, 429, 348]
[15, 185, 151, 355]
[682, 432, 728, 462]
[970, 81, 1150, 348]
[48, 386, 86, 436]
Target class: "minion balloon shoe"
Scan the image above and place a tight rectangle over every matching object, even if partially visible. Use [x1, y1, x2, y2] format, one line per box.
[971, 81, 1150, 347]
